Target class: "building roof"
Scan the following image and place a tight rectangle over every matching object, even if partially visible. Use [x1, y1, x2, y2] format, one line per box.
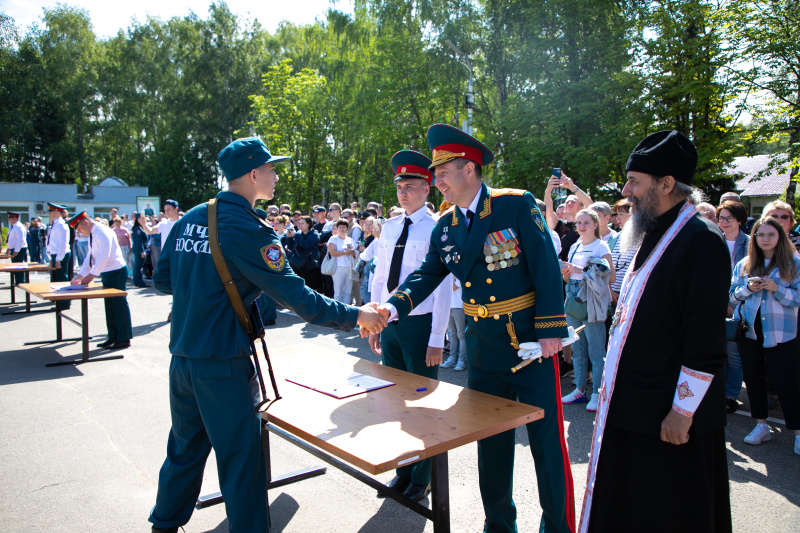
[97, 176, 128, 187]
[730, 154, 791, 197]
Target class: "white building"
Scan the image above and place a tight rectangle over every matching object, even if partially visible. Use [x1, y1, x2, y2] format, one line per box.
[0, 177, 149, 226]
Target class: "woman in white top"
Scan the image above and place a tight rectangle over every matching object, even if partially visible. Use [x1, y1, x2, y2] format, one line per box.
[327, 219, 357, 303]
[560, 209, 614, 412]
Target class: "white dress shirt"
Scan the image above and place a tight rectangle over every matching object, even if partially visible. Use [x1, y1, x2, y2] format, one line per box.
[7, 221, 27, 252]
[79, 222, 127, 277]
[371, 205, 450, 348]
[46, 217, 71, 261]
[157, 218, 178, 242]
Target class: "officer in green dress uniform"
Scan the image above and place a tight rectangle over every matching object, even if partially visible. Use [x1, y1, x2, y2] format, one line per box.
[368, 150, 451, 502]
[148, 137, 387, 533]
[379, 124, 575, 533]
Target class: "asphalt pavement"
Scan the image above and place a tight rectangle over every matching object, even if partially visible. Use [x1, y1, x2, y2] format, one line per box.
[0, 270, 797, 532]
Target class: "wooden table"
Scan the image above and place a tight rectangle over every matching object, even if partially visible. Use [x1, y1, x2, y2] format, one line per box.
[0, 262, 57, 313]
[197, 343, 544, 532]
[17, 282, 128, 367]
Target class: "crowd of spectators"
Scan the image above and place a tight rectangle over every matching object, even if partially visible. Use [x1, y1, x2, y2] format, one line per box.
[13, 182, 799, 456]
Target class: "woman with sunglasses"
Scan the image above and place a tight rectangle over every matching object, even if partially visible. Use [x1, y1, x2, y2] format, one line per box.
[730, 216, 800, 455]
[763, 200, 800, 252]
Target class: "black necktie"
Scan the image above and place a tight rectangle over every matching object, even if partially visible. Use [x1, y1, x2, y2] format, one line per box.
[466, 210, 475, 233]
[89, 232, 93, 269]
[387, 217, 413, 292]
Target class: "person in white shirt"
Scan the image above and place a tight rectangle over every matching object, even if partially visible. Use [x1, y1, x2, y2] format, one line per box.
[69, 211, 132, 350]
[366, 150, 450, 503]
[139, 199, 180, 322]
[327, 219, 357, 303]
[44, 203, 73, 310]
[560, 209, 615, 412]
[140, 199, 180, 270]
[322, 202, 342, 233]
[5, 212, 28, 283]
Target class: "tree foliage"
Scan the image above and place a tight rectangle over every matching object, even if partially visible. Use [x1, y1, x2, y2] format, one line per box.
[0, 1, 797, 210]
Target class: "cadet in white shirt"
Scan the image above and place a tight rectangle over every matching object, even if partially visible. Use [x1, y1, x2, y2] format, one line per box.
[5, 212, 28, 283]
[69, 211, 132, 350]
[46, 203, 73, 310]
[366, 150, 450, 503]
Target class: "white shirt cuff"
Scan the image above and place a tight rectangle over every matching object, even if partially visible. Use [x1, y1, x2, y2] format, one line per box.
[428, 334, 445, 349]
[384, 303, 398, 322]
[672, 366, 714, 417]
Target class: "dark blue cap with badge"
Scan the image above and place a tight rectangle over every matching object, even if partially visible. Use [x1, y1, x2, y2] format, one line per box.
[217, 137, 290, 181]
[391, 150, 433, 185]
[426, 123, 494, 170]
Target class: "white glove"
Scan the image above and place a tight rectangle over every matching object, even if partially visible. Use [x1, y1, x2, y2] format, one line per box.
[517, 326, 582, 361]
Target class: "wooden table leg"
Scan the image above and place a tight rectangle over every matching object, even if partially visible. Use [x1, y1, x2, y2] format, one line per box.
[56, 304, 63, 341]
[431, 452, 451, 533]
[81, 298, 89, 361]
[25, 271, 30, 312]
[44, 297, 123, 367]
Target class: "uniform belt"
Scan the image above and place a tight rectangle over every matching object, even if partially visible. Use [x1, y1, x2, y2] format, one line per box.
[463, 292, 536, 319]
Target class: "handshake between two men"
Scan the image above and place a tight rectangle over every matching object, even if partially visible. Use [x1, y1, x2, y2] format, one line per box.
[356, 303, 391, 337]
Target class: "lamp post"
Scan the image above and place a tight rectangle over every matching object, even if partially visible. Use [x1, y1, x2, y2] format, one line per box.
[445, 40, 474, 136]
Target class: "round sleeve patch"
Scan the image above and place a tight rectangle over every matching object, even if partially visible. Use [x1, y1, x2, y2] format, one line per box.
[260, 244, 285, 271]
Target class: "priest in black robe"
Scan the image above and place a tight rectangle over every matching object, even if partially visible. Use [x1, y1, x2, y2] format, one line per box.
[581, 130, 732, 533]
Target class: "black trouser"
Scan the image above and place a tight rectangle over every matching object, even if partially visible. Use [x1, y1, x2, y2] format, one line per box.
[738, 310, 800, 429]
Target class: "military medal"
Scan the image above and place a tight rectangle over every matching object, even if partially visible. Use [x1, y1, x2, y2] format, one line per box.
[453, 252, 460, 263]
[487, 263, 495, 271]
[443, 245, 454, 252]
[445, 254, 452, 263]
[441, 234, 448, 242]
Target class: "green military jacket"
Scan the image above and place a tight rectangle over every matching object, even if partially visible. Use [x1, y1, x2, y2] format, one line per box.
[388, 183, 568, 372]
[154, 191, 359, 360]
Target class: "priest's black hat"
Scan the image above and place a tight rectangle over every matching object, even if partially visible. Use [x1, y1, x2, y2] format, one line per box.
[625, 130, 698, 185]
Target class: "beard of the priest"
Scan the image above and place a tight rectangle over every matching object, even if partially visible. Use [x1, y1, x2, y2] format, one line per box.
[619, 182, 662, 254]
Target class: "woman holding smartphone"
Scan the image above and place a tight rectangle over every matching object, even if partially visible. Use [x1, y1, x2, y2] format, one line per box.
[327, 219, 357, 303]
[730, 216, 800, 455]
[560, 209, 615, 412]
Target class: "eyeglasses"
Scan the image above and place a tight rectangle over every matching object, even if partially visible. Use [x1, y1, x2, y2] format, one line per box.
[755, 233, 778, 240]
[718, 216, 736, 223]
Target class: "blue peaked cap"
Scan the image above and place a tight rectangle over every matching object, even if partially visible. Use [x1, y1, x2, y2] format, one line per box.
[217, 138, 290, 181]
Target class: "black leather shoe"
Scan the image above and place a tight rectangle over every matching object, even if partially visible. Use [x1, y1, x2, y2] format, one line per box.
[377, 475, 410, 498]
[264, 319, 276, 326]
[725, 397, 741, 414]
[97, 339, 115, 348]
[402, 482, 431, 502]
[107, 340, 130, 351]
[151, 526, 179, 533]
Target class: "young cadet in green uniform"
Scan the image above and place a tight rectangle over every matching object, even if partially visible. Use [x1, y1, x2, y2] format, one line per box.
[378, 124, 575, 533]
[368, 150, 451, 503]
[148, 137, 387, 533]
